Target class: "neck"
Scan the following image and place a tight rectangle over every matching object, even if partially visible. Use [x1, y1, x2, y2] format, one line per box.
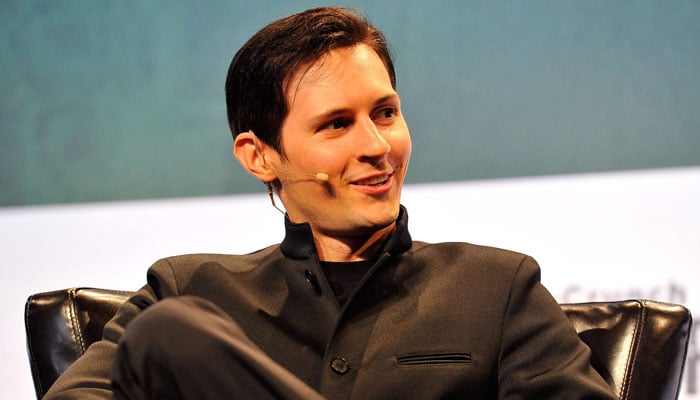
[314, 223, 395, 262]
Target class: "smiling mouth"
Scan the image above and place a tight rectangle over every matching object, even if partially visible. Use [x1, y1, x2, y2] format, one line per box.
[352, 173, 393, 186]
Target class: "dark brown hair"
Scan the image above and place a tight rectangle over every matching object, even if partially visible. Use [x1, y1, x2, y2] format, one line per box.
[225, 7, 395, 154]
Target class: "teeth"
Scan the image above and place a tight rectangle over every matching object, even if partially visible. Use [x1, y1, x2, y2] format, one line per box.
[356, 175, 388, 185]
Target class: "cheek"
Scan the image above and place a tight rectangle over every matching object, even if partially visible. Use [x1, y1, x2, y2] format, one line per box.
[389, 128, 412, 163]
[305, 146, 349, 173]
[282, 136, 343, 170]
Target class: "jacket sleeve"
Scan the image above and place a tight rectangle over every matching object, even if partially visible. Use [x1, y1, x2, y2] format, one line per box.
[497, 256, 618, 399]
[42, 259, 178, 400]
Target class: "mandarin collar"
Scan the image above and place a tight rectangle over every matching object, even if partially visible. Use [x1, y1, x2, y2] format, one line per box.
[280, 205, 413, 260]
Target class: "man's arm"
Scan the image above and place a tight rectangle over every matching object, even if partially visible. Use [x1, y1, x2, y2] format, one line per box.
[497, 256, 618, 399]
[42, 257, 179, 400]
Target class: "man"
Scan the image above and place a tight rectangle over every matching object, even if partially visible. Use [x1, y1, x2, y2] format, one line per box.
[44, 7, 616, 399]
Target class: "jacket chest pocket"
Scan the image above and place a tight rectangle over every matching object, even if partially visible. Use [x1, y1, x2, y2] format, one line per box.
[396, 352, 472, 366]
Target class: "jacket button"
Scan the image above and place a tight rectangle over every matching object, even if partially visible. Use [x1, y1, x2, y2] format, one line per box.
[330, 357, 350, 375]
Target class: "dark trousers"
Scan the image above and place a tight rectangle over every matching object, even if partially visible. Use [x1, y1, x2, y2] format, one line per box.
[111, 296, 326, 400]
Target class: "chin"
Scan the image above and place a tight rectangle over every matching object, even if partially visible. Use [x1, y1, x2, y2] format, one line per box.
[364, 205, 400, 229]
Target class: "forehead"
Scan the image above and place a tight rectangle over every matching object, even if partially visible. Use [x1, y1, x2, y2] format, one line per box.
[284, 44, 394, 110]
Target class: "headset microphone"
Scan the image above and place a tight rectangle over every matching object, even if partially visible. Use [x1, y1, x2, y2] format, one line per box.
[314, 172, 330, 182]
[272, 168, 329, 182]
[247, 130, 329, 182]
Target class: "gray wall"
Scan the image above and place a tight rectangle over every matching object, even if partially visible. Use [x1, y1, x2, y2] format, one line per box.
[2, 1, 698, 206]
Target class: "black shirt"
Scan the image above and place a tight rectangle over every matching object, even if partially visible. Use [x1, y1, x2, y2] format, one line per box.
[320, 259, 374, 306]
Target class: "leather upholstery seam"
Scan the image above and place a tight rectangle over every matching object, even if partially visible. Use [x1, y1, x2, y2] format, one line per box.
[620, 300, 645, 399]
[67, 288, 87, 353]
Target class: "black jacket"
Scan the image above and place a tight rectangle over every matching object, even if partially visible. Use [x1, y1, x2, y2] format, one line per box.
[44, 206, 616, 399]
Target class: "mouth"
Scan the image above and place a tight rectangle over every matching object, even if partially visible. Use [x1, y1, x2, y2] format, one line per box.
[351, 172, 393, 186]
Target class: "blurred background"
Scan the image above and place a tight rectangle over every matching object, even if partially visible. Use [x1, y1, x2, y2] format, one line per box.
[1, 1, 698, 398]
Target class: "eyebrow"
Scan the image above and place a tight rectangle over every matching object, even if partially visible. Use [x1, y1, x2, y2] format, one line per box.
[307, 93, 400, 128]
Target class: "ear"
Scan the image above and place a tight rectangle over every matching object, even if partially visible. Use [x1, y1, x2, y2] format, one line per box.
[233, 131, 279, 182]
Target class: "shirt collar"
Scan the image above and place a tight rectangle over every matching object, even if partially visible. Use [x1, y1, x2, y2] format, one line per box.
[280, 205, 412, 260]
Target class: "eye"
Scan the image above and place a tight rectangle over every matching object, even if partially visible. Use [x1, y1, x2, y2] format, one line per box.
[374, 106, 397, 124]
[322, 118, 351, 131]
[381, 107, 396, 119]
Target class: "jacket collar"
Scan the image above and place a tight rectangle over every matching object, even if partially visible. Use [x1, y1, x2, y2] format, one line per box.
[280, 205, 413, 260]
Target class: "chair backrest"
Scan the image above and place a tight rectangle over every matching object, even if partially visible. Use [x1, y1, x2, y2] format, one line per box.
[25, 288, 693, 399]
[25, 288, 133, 398]
[561, 300, 692, 400]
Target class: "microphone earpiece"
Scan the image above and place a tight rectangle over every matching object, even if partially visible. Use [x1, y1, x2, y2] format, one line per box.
[314, 172, 329, 182]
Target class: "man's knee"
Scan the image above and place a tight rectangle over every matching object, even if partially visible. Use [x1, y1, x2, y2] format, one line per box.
[118, 296, 245, 366]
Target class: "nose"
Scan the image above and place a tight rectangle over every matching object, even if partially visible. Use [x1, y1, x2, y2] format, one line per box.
[357, 119, 391, 160]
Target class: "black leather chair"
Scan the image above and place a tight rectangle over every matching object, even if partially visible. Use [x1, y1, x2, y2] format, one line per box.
[25, 288, 693, 399]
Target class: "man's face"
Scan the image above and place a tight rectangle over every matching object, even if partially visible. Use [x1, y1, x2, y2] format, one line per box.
[273, 43, 412, 240]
